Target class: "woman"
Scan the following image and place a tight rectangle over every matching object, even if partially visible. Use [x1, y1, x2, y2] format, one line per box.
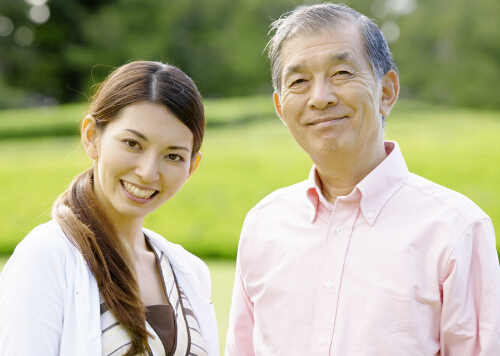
[0, 61, 218, 356]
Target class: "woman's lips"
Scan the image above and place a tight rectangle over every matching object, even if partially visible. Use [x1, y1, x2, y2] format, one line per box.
[121, 180, 158, 203]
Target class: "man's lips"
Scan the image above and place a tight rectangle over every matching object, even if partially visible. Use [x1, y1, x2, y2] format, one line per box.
[307, 116, 347, 125]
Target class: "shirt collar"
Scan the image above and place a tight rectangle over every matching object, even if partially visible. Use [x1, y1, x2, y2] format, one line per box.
[305, 141, 409, 225]
[306, 167, 327, 223]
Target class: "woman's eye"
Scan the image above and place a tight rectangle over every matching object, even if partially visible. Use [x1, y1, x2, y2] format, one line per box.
[335, 70, 351, 76]
[125, 140, 140, 149]
[166, 154, 183, 161]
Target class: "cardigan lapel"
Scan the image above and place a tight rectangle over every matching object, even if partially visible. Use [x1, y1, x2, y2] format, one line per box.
[142, 228, 216, 351]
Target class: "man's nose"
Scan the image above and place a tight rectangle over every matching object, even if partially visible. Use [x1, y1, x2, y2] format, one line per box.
[308, 79, 338, 110]
[135, 153, 160, 183]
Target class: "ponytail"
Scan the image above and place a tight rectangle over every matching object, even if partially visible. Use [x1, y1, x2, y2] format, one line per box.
[52, 168, 151, 355]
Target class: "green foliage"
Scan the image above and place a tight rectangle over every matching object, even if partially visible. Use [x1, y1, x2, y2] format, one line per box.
[0, 97, 499, 258]
[390, 0, 500, 109]
[2, 0, 499, 109]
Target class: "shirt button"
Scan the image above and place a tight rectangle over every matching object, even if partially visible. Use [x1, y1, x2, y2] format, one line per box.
[336, 227, 344, 235]
[317, 337, 324, 345]
[325, 281, 333, 289]
[367, 212, 374, 218]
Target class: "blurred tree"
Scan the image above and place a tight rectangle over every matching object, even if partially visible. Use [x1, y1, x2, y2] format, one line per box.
[0, 0, 499, 109]
[64, 0, 293, 98]
[390, 0, 500, 109]
[0, 0, 115, 104]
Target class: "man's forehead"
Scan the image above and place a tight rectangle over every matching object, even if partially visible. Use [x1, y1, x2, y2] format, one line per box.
[282, 26, 361, 58]
[279, 25, 367, 80]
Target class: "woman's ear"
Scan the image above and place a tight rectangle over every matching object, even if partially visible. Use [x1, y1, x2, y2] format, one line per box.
[188, 152, 202, 178]
[81, 115, 99, 160]
[379, 70, 400, 117]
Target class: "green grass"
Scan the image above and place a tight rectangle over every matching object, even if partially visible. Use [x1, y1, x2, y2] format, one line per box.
[208, 259, 237, 351]
[1, 96, 499, 349]
[0, 256, 8, 268]
[0, 95, 276, 139]
[0, 119, 311, 256]
[388, 104, 500, 232]
[0, 97, 499, 256]
[0, 256, 236, 352]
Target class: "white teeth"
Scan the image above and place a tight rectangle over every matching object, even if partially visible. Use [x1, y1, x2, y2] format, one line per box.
[122, 181, 156, 199]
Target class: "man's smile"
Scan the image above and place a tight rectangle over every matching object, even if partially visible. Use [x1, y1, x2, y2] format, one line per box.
[307, 116, 348, 125]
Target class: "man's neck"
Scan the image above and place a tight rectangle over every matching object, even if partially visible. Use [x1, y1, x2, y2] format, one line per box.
[314, 144, 388, 204]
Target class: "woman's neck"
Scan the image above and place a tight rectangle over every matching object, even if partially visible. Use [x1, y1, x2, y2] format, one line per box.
[114, 219, 149, 257]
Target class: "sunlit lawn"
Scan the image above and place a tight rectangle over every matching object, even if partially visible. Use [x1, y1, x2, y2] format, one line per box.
[2, 96, 499, 349]
[1, 99, 499, 257]
[0, 97, 499, 351]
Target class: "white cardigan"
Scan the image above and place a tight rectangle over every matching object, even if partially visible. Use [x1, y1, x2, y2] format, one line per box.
[0, 220, 219, 356]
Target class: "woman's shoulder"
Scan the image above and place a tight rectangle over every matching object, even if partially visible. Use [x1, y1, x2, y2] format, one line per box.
[11, 220, 78, 266]
[0, 220, 82, 301]
[143, 228, 211, 289]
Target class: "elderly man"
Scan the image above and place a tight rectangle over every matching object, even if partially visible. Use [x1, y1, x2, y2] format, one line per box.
[225, 3, 500, 356]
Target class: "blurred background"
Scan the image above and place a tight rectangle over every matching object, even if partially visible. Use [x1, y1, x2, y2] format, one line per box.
[1, 0, 499, 349]
[1, 0, 499, 109]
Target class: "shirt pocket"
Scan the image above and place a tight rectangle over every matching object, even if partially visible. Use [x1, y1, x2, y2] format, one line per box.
[359, 292, 430, 355]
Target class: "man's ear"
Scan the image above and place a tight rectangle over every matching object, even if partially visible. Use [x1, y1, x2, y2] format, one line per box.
[188, 152, 202, 178]
[379, 70, 400, 117]
[81, 115, 99, 160]
[273, 92, 287, 126]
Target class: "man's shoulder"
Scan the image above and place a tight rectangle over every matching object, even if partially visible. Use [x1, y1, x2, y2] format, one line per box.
[405, 173, 489, 223]
[247, 179, 310, 215]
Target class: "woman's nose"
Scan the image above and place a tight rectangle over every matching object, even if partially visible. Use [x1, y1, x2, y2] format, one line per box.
[135, 153, 160, 183]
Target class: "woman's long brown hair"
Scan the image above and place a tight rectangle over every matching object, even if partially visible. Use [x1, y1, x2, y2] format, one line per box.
[52, 61, 205, 355]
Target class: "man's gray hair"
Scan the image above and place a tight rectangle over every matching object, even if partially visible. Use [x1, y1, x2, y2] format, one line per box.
[267, 3, 398, 96]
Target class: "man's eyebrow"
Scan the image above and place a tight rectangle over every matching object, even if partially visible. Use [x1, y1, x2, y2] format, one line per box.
[124, 129, 148, 141]
[329, 52, 354, 63]
[282, 52, 356, 81]
[283, 64, 305, 81]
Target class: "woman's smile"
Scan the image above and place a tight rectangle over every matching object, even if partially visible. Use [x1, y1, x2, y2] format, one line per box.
[91, 101, 196, 228]
[120, 180, 159, 202]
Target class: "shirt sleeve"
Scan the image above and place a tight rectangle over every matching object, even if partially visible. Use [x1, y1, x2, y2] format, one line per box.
[225, 256, 256, 356]
[0, 226, 66, 355]
[440, 218, 500, 355]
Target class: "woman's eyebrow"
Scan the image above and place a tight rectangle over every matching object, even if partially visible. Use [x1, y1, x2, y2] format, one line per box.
[124, 129, 190, 152]
[168, 146, 190, 152]
[124, 129, 148, 141]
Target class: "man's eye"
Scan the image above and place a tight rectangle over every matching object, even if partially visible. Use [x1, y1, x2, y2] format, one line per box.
[335, 70, 351, 76]
[292, 79, 307, 85]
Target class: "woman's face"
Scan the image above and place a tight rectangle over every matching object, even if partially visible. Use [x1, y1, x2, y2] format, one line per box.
[83, 101, 200, 229]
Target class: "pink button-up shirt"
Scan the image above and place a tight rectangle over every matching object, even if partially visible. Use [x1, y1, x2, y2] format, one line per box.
[226, 141, 500, 356]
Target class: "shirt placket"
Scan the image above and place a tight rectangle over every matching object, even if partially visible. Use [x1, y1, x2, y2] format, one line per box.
[308, 199, 359, 355]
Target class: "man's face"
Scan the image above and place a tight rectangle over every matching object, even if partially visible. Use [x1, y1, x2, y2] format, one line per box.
[274, 24, 390, 165]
